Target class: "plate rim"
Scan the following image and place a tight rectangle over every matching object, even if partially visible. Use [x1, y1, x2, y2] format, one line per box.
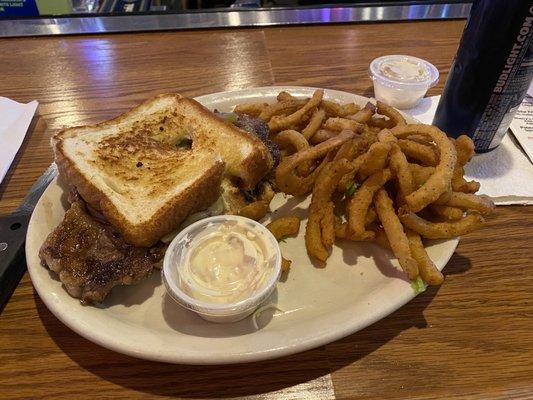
[26, 86, 459, 364]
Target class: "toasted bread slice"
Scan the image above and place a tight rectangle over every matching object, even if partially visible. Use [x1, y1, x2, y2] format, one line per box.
[167, 94, 274, 188]
[53, 94, 273, 246]
[53, 94, 228, 247]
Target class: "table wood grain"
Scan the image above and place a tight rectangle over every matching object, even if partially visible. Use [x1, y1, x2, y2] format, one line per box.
[1, 21, 532, 400]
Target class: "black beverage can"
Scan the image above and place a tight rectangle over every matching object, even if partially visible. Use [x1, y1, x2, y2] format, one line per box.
[433, 0, 533, 153]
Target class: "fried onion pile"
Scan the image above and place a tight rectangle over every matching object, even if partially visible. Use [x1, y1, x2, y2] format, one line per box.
[234, 90, 494, 285]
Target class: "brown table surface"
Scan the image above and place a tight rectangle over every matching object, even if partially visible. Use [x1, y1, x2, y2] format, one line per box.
[1, 20, 532, 400]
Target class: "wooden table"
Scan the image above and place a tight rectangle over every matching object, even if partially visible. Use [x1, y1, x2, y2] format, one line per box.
[1, 21, 532, 400]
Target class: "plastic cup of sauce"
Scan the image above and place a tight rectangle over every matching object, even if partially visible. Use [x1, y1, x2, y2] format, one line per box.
[369, 55, 439, 109]
[162, 215, 281, 323]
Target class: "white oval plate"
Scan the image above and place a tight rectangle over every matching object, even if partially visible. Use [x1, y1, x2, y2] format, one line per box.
[26, 87, 458, 364]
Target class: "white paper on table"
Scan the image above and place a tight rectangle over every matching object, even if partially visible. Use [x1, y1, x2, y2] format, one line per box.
[509, 95, 533, 164]
[463, 134, 533, 205]
[404, 95, 533, 205]
[0, 97, 39, 185]
[403, 95, 439, 125]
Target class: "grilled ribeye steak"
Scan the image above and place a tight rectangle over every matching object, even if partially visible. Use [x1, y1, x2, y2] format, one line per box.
[39, 200, 165, 304]
[215, 111, 281, 168]
[233, 113, 280, 168]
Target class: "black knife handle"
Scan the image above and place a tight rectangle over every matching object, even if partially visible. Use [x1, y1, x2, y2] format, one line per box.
[0, 213, 31, 313]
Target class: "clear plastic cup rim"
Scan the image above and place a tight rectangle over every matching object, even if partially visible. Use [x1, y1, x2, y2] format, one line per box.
[369, 55, 439, 89]
[162, 215, 282, 316]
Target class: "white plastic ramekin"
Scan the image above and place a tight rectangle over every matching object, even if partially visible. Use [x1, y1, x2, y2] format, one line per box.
[162, 215, 281, 323]
[369, 55, 439, 109]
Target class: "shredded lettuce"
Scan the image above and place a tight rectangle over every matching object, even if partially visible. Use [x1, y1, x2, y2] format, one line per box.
[217, 112, 238, 125]
[251, 304, 283, 330]
[345, 180, 358, 197]
[226, 114, 238, 125]
[411, 276, 426, 294]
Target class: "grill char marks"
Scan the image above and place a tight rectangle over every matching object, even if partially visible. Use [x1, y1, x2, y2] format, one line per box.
[39, 199, 165, 304]
[233, 113, 281, 168]
[94, 112, 195, 197]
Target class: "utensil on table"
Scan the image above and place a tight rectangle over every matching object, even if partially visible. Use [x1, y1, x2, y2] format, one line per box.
[0, 163, 57, 312]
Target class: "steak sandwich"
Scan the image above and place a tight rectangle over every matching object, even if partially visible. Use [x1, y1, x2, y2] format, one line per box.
[39, 94, 277, 304]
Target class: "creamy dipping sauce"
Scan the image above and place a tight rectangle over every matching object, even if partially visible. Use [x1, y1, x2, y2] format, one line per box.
[177, 221, 275, 305]
[369, 55, 439, 109]
[379, 58, 430, 83]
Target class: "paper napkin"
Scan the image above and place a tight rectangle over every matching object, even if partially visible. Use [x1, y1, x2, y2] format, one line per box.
[509, 94, 533, 164]
[0, 97, 39, 185]
[404, 96, 533, 205]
